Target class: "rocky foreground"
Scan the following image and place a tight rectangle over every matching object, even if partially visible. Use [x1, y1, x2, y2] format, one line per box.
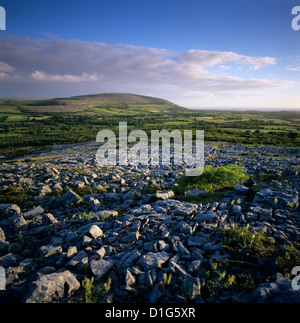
[0, 142, 299, 303]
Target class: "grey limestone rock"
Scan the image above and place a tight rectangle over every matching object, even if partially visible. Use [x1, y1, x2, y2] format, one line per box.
[90, 259, 116, 279]
[25, 270, 80, 303]
[137, 251, 169, 271]
[0, 203, 21, 221]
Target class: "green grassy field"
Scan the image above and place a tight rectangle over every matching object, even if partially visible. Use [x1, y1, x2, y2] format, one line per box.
[5, 115, 29, 122]
[87, 104, 181, 115]
[0, 94, 299, 159]
[0, 106, 22, 114]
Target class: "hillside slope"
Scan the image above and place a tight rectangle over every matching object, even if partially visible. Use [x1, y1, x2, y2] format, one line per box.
[15, 93, 187, 114]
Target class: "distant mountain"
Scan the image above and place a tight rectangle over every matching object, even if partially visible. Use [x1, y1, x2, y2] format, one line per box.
[21, 93, 187, 114]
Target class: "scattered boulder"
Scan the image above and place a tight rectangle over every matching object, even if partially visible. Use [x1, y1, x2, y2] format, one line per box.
[180, 277, 201, 300]
[87, 225, 103, 239]
[137, 251, 169, 271]
[38, 185, 52, 197]
[0, 204, 21, 221]
[90, 259, 116, 279]
[25, 270, 80, 303]
[57, 189, 81, 207]
[245, 277, 300, 303]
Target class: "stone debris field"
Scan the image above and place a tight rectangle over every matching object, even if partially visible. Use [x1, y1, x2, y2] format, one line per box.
[0, 141, 299, 303]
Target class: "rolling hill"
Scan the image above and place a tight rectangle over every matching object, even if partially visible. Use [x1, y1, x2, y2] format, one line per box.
[0, 93, 187, 115]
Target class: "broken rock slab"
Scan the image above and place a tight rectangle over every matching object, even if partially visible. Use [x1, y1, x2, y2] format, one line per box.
[137, 251, 169, 271]
[0, 203, 21, 221]
[25, 270, 80, 303]
[90, 258, 116, 279]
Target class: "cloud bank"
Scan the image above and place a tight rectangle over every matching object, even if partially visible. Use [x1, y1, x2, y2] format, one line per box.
[0, 36, 296, 108]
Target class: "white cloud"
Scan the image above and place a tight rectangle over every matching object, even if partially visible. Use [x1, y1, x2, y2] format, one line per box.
[0, 61, 14, 73]
[219, 65, 231, 70]
[31, 70, 100, 82]
[0, 36, 296, 108]
[176, 49, 276, 70]
[286, 65, 300, 72]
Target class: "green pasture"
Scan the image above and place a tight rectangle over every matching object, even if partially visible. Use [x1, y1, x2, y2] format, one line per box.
[87, 104, 179, 115]
[5, 115, 29, 122]
[0, 106, 22, 114]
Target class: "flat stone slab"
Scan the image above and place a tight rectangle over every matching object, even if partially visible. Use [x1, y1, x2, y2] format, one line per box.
[137, 251, 169, 271]
[90, 259, 116, 279]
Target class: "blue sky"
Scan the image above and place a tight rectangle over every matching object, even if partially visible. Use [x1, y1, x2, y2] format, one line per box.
[0, 0, 299, 109]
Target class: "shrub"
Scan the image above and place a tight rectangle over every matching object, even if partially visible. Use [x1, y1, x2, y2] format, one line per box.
[204, 262, 236, 297]
[0, 184, 35, 207]
[82, 277, 111, 303]
[173, 164, 249, 194]
[277, 245, 300, 273]
[222, 224, 276, 261]
[158, 272, 173, 292]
